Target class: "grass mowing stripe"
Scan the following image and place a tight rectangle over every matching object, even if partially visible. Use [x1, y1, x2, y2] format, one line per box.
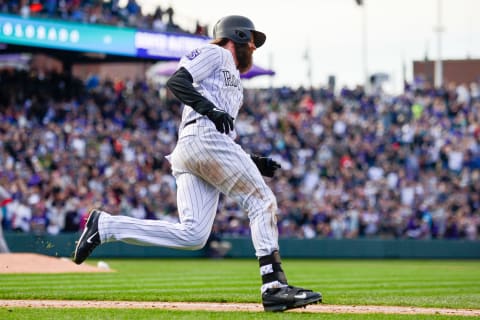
[2, 286, 477, 295]
[328, 280, 479, 287]
[4, 280, 260, 290]
[326, 286, 477, 293]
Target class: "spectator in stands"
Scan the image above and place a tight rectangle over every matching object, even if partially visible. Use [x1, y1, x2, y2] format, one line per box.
[0, 185, 11, 252]
[151, 6, 166, 32]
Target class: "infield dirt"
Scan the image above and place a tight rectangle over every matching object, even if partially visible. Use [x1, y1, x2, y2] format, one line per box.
[0, 299, 479, 316]
[0, 253, 112, 273]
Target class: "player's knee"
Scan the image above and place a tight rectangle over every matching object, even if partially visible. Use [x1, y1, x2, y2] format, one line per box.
[180, 227, 210, 250]
[183, 237, 209, 250]
[247, 191, 277, 219]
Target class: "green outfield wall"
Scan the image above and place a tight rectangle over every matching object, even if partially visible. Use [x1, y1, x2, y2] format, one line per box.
[4, 232, 480, 259]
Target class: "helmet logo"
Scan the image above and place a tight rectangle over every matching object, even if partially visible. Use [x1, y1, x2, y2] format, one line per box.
[235, 30, 248, 40]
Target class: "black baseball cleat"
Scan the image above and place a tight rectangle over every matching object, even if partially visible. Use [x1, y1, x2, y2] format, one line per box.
[73, 209, 102, 264]
[262, 285, 322, 312]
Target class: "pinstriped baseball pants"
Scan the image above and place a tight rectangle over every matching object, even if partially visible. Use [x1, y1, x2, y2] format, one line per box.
[99, 124, 279, 257]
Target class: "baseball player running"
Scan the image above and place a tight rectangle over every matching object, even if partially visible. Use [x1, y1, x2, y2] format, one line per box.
[73, 15, 321, 312]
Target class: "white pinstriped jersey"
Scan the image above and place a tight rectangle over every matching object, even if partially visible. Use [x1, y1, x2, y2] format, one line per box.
[178, 43, 243, 138]
[99, 40, 280, 262]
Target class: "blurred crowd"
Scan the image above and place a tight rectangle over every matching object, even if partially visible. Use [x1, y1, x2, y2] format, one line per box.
[0, 0, 209, 35]
[0, 68, 479, 241]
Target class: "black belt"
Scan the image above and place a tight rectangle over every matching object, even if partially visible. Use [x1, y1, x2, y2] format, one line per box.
[183, 119, 197, 128]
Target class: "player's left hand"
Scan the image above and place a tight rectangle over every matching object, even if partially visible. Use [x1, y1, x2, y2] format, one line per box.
[206, 107, 234, 134]
[251, 155, 281, 177]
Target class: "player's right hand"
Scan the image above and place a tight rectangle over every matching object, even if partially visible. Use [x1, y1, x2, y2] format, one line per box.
[206, 108, 234, 134]
[251, 154, 281, 177]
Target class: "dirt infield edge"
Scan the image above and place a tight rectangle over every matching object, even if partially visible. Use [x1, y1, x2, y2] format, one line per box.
[1, 300, 479, 316]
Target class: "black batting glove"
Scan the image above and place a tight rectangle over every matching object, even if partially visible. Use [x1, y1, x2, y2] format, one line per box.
[251, 154, 281, 177]
[206, 107, 234, 134]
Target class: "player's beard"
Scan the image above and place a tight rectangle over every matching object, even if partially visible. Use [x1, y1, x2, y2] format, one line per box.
[235, 43, 253, 74]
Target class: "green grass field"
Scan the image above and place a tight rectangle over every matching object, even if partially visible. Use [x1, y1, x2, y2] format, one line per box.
[1, 259, 479, 319]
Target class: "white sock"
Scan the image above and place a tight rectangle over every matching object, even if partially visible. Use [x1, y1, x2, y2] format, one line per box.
[261, 280, 288, 294]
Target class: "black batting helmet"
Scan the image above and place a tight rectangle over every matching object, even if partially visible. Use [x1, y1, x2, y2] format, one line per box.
[213, 15, 266, 48]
